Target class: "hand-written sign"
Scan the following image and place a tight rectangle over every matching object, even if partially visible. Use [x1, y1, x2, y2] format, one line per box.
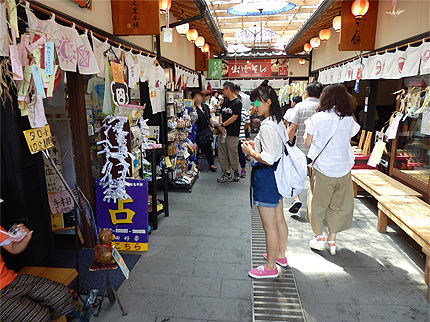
[44, 137, 66, 193]
[48, 190, 75, 214]
[23, 124, 54, 154]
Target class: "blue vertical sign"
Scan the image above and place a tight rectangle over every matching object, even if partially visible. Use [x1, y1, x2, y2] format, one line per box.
[96, 179, 148, 251]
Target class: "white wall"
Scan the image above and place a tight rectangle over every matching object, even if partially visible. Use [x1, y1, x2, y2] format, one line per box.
[159, 14, 196, 70]
[35, 0, 195, 69]
[289, 58, 309, 77]
[311, 0, 430, 71]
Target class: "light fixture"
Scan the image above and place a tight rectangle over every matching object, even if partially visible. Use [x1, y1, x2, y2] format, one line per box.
[195, 36, 205, 48]
[319, 29, 331, 42]
[235, 26, 277, 43]
[298, 59, 305, 65]
[332, 16, 341, 32]
[310, 37, 321, 48]
[304, 43, 312, 52]
[159, 0, 171, 14]
[351, 0, 369, 19]
[202, 43, 210, 53]
[227, 0, 296, 16]
[186, 29, 198, 43]
[176, 23, 189, 35]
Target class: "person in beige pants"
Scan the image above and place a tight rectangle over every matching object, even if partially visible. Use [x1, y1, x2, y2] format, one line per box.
[304, 84, 360, 256]
[217, 81, 243, 182]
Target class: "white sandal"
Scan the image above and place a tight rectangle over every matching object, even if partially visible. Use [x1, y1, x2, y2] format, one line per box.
[325, 241, 336, 256]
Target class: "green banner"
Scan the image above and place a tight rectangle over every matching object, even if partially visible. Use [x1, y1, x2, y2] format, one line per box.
[208, 59, 222, 79]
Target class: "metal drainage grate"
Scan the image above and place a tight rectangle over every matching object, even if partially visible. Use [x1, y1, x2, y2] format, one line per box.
[251, 208, 305, 322]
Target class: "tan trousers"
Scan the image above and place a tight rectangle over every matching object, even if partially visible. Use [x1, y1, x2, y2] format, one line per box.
[218, 135, 240, 172]
[307, 169, 354, 235]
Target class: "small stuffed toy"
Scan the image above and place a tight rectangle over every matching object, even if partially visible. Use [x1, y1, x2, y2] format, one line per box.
[95, 229, 116, 264]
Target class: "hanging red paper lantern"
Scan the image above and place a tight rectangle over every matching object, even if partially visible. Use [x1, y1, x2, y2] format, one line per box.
[202, 43, 210, 53]
[186, 29, 199, 43]
[351, 0, 369, 19]
[298, 59, 305, 65]
[159, 0, 172, 14]
[319, 29, 331, 42]
[304, 43, 312, 53]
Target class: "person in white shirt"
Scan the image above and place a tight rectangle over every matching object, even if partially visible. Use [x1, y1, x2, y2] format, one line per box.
[241, 80, 289, 279]
[209, 92, 220, 112]
[285, 83, 322, 215]
[304, 84, 360, 256]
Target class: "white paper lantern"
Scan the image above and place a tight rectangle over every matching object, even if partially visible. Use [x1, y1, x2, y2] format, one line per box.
[176, 23, 189, 35]
[332, 16, 341, 32]
[310, 37, 321, 48]
[195, 36, 205, 48]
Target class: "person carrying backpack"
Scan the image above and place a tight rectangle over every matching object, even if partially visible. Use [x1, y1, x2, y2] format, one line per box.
[241, 81, 289, 279]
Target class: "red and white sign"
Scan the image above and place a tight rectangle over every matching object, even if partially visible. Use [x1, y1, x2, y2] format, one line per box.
[420, 42, 430, 75]
[278, 66, 288, 76]
[227, 59, 271, 78]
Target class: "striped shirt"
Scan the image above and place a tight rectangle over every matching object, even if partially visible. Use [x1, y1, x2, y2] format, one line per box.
[239, 107, 250, 141]
[287, 97, 320, 155]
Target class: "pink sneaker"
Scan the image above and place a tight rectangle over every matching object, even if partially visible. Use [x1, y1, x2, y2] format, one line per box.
[248, 265, 279, 279]
[263, 253, 289, 267]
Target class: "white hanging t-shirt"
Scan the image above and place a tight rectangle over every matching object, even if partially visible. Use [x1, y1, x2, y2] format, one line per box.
[52, 21, 79, 72]
[125, 52, 140, 89]
[76, 31, 100, 75]
[90, 32, 110, 78]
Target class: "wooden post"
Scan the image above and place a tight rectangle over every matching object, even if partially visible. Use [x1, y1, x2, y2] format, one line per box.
[377, 209, 388, 233]
[67, 72, 96, 248]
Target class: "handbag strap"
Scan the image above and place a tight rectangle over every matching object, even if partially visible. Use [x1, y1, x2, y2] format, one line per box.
[312, 118, 340, 165]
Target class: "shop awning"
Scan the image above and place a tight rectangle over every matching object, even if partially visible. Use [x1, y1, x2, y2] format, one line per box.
[170, 0, 227, 56]
[285, 0, 342, 55]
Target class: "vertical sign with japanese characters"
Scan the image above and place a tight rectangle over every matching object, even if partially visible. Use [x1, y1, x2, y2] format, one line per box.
[208, 59, 222, 79]
[96, 178, 148, 252]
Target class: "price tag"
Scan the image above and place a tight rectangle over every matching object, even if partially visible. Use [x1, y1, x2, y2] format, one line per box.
[165, 156, 172, 168]
[23, 124, 54, 154]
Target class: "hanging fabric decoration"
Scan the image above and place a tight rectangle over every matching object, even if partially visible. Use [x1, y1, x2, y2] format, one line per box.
[103, 57, 114, 115]
[0, 1, 9, 56]
[52, 21, 79, 72]
[25, 6, 53, 41]
[420, 41, 430, 75]
[90, 32, 110, 78]
[76, 30, 100, 75]
[97, 116, 131, 203]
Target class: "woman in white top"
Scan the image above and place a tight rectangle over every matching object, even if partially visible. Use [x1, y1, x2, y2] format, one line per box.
[242, 81, 289, 279]
[304, 84, 360, 255]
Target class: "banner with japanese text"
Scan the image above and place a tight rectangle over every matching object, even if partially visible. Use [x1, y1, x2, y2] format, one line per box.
[208, 59, 223, 79]
[227, 59, 272, 78]
[96, 179, 148, 251]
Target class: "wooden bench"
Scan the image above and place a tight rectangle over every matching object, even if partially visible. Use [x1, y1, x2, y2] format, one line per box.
[351, 169, 423, 199]
[375, 196, 430, 303]
[19, 267, 78, 321]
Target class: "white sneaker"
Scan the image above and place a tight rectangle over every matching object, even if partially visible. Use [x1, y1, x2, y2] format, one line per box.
[309, 235, 326, 251]
[325, 241, 336, 256]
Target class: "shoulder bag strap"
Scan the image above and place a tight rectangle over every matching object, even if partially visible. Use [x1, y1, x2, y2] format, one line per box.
[312, 118, 340, 165]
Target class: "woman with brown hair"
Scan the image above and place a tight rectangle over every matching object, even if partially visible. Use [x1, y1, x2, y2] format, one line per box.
[304, 84, 360, 255]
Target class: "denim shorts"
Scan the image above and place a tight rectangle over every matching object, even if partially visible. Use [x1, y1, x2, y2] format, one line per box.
[251, 162, 282, 208]
[254, 200, 282, 208]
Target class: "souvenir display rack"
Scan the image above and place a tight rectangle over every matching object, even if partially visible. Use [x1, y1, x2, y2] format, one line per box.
[166, 91, 199, 192]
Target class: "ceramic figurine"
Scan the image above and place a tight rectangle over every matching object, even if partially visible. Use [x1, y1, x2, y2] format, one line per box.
[95, 229, 116, 264]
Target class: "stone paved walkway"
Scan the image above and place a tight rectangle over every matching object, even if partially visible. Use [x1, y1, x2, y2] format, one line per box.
[99, 166, 429, 321]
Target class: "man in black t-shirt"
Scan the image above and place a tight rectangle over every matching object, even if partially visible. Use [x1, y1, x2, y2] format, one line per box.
[217, 82, 242, 182]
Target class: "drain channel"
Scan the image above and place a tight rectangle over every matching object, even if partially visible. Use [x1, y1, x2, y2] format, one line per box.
[251, 208, 305, 321]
